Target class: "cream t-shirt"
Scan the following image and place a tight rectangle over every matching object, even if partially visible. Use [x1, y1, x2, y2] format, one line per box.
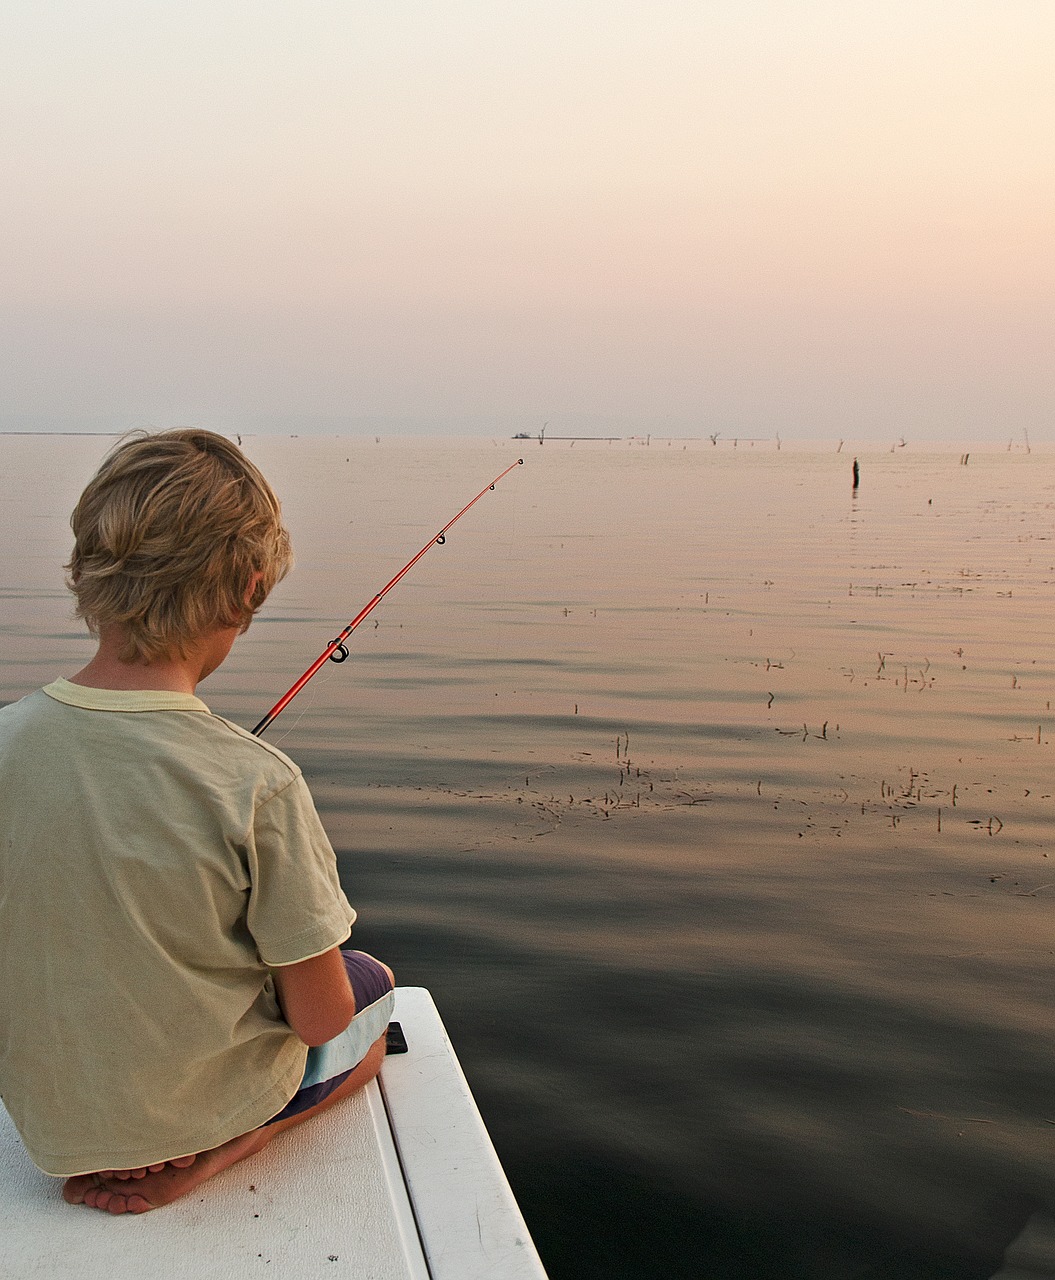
[0, 679, 356, 1176]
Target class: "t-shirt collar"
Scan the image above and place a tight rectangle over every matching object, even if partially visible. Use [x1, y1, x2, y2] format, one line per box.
[42, 677, 211, 714]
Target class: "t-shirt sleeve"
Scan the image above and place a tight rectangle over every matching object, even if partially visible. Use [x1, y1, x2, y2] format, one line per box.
[245, 773, 357, 966]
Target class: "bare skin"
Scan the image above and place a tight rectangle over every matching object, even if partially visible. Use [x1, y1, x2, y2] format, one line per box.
[62, 1033, 388, 1215]
[70, 621, 241, 694]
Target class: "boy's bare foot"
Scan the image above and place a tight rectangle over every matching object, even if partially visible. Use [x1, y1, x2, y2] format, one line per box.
[63, 1131, 272, 1215]
[61, 1032, 387, 1215]
[104, 1155, 198, 1180]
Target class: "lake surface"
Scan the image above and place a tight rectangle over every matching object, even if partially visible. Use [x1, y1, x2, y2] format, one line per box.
[2, 433, 1054, 1278]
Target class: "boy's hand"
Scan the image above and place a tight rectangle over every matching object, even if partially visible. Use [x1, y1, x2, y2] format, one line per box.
[271, 946, 357, 1045]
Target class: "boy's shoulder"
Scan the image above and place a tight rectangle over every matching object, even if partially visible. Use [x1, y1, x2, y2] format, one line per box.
[1, 681, 305, 800]
[203, 710, 305, 784]
[0, 687, 54, 732]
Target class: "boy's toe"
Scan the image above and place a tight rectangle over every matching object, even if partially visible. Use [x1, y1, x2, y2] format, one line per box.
[61, 1174, 95, 1205]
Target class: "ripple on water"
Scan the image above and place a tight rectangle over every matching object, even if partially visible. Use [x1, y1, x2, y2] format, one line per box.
[5, 437, 1055, 1278]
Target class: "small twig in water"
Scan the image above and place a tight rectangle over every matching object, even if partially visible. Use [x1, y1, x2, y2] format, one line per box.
[1015, 883, 1055, 897]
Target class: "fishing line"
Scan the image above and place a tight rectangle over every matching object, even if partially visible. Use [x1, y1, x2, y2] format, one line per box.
[252, 458, 524, 737]
[264, 657, 329, 750]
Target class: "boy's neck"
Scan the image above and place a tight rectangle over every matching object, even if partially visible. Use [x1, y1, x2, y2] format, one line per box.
[68, 625, 238, 695]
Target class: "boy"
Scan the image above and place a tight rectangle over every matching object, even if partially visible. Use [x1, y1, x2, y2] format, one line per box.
[0, 429, 394, 1215]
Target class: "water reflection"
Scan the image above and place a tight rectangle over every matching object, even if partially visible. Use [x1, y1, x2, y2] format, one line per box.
[3, 434, 1055, 1277]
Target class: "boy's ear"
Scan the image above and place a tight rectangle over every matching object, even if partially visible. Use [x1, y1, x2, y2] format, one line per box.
[245, 571, 265, 608]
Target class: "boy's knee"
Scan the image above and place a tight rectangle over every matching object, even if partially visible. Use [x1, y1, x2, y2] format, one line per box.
[339, 949, 395, 1005]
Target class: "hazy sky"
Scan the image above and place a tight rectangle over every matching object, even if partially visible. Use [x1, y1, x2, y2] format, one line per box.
[1, 2, 1051, 440]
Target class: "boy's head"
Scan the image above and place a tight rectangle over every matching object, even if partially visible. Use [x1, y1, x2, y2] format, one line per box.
[67, 429, 293, 664]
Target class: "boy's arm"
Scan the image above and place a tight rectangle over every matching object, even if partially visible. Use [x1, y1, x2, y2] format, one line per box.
[270, 947, 357, 1046]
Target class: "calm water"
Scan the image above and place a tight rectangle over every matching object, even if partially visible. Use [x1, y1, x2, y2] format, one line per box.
[3, 434, 1055, 1278]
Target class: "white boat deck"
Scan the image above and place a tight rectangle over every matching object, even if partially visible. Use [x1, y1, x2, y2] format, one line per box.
[1, 987, 548, 1279]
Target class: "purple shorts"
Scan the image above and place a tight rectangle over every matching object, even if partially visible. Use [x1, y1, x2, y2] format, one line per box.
[263, 950, 393, 1126]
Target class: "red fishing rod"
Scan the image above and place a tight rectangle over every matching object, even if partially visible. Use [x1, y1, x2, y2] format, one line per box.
[252, 457, 524, 737]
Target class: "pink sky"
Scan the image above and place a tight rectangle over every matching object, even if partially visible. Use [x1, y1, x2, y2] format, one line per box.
[1, 2, 1051, 440]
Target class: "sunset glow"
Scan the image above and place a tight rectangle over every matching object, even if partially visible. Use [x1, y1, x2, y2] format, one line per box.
[2, 2, 1051, 439]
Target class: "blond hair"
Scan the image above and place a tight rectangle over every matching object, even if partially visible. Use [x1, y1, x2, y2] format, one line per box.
[67, 430, 292, 664]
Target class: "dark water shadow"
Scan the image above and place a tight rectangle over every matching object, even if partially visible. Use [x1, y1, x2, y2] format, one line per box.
[341, 842, 1054, 1280]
